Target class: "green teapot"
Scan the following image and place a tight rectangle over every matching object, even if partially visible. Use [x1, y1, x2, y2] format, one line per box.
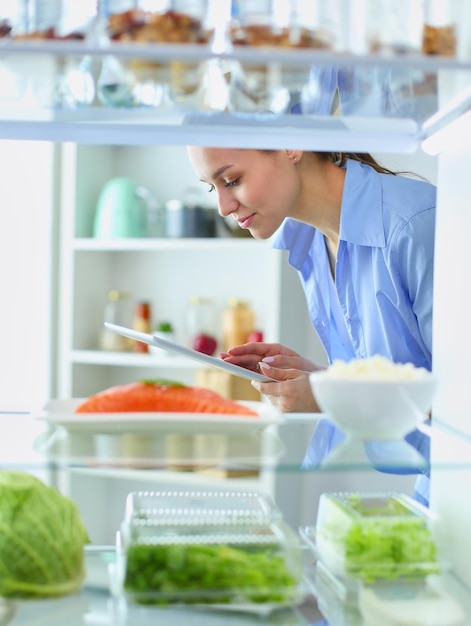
[93, 177, 158, 238]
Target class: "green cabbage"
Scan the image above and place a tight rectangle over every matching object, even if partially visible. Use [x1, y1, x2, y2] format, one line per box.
[0, 471, 89, 599]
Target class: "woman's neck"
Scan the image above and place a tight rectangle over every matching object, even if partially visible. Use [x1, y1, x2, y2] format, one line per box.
[295, 156, 345, 244]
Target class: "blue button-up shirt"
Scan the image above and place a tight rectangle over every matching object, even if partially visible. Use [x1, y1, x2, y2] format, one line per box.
[272, 158, 436, 505]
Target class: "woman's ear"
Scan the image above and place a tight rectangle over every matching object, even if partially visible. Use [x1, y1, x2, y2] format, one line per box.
[285, 150, 302, 163]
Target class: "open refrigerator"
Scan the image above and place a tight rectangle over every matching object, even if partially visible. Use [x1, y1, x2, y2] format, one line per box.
[1, 0, 471, 623]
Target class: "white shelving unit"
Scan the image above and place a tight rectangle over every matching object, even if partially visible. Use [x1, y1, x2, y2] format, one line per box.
[56, 149, 318, 397]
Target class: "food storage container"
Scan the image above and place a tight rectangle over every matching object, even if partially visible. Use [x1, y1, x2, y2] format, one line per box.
[100, 0, 213, 108]
[311, 492, 440, 584]
[114, 490, 305, 609]
[228, 0, 345, 112]
[422, 0, 457, 57]
[4, 1, 96, 108]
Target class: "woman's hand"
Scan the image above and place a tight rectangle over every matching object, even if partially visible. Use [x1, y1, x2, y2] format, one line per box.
[220, 342, 318, 372]
[221, 342, 325, 413]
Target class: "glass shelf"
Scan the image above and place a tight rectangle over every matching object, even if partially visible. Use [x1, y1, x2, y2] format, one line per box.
[71, 349, 204, 369]
[3, 410, 471, 476]
[0, 41, 470, 151]
[3, 410, 471, 625]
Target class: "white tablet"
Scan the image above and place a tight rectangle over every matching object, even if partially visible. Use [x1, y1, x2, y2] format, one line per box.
[104, 322, 277, 383]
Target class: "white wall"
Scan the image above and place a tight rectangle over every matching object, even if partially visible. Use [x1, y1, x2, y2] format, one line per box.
[0, 141, 57, 412]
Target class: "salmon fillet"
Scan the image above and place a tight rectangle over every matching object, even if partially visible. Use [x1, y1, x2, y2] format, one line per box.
[75, 380, 258, 416]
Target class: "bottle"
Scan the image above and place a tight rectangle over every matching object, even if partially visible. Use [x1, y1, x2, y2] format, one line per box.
[132, 301, 152, 353]
[99, 290, 131, 351]
[222, 298, 255, 351]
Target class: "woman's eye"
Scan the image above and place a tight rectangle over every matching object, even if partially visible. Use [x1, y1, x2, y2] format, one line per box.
[224, 178, 239, 188]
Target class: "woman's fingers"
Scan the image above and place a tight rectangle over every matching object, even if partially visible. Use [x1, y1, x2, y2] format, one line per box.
[225, 342, 299, 359]
[251, 363, 322, 413]
[261, 355, 320, 372]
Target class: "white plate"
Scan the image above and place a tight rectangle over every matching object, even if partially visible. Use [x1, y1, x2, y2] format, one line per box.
[36, 399, 284, 435]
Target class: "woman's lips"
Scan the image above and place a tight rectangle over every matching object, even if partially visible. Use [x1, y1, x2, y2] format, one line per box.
[238, 214, 255, 229]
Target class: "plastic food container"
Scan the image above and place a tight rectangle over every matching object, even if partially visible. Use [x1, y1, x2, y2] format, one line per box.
[312, 492, 440, 584]
[114, 490, 305, 609]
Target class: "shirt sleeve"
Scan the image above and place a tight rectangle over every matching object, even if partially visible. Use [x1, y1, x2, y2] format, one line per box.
[394, 207, 435, 362]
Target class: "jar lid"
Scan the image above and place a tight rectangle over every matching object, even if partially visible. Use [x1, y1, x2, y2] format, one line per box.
[107, 290, 130, 301]
[188, 295, 214, 305]
[228, 297, 251, 308]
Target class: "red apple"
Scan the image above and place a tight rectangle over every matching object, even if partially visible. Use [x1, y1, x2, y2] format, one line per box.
[248, 330, 264, 343]
[192, 333, 217, 356]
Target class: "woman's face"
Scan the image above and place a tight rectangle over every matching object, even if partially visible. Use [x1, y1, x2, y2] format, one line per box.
[187, 147, 301, 239]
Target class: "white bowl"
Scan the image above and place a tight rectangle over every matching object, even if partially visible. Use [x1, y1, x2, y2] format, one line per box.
[309, 371, 437, 441]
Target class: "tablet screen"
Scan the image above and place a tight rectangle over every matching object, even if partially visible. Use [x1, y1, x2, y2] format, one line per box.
[104, 322, 277, 383]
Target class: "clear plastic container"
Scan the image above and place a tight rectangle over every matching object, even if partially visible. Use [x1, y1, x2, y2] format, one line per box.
[114, 490, 305, 608]
[123, 489, 279, 522]
[312, 492, 441, 584]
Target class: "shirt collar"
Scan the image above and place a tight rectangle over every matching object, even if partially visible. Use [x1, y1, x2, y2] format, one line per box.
[340, 159, 386, 247]
[272, 158, 386, 257]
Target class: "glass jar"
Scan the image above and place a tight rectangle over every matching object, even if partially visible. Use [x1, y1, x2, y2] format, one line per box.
[365, 0, 424, 55]
[222, 298, 255, 351]
[228, 0, 345, 113]
[9, 0, 96, 108]
[228, 0, 289, 114]
[185, 296, 216, 347]
[99, 290, 132, 351]
[100, 0, 212, 109]
[422, 0, 457, 57]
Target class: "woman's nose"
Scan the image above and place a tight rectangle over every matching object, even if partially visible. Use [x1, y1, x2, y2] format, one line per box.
[217, 189, 238, 218]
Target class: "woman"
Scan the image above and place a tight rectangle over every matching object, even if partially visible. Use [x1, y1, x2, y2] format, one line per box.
[187, 147, 436, 505]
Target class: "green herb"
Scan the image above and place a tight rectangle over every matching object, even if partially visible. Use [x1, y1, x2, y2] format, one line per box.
[155, 322, 174, 332]
[0, 471, 90, 599]
[139, 379, 186, 388]
[124, 543, 299, 605]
